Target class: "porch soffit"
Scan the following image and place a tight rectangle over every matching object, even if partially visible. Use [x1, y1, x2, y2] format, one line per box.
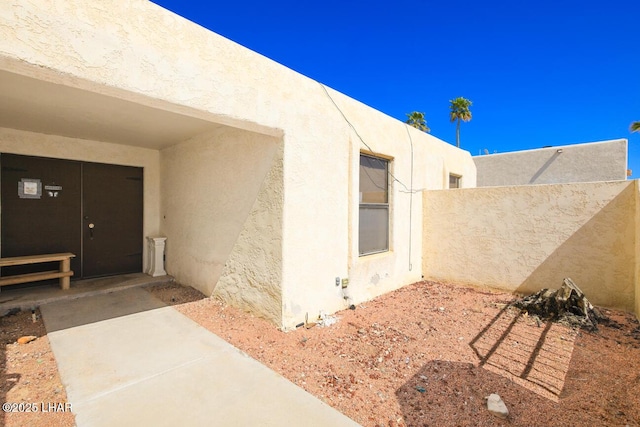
[0, 69, 224, 150]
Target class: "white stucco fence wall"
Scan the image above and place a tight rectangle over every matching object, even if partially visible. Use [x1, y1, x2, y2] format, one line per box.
[636, 183, 640, 318]
[423, 180, 638, 313]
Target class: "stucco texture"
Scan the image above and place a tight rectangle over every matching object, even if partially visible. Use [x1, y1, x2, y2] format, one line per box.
[280, 87, 477, 329]
[636, 183, 640, 317]
[161, 127, 283, 320]
[215, 142, 284, 324]
[423, 181, 638, 312]
[474, 139, 628, 187]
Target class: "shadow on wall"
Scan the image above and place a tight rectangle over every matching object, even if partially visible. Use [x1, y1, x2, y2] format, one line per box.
[528, 151, 561, 184]
[516, 184, 636, 311]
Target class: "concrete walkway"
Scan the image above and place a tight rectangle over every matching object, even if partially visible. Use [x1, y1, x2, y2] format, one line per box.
[40, 287, 360, 427]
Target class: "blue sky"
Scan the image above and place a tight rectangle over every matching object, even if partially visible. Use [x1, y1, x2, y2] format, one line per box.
[152, 0, 640, 177]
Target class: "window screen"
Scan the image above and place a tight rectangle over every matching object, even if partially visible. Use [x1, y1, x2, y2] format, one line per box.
[359, 154, 389, 255]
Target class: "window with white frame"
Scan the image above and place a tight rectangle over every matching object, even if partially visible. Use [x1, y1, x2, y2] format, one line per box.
[359, 153, 389, 255]
[449, 174, 461, 189]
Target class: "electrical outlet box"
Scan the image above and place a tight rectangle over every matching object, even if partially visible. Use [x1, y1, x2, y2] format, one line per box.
[341, 278, 349, 288]
[335, 277, 340, 286]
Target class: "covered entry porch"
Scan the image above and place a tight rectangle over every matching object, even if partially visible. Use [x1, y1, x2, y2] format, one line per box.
[0, 63, 285, 326]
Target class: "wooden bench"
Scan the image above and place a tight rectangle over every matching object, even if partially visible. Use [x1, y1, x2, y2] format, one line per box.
[0, 253, 76, 290]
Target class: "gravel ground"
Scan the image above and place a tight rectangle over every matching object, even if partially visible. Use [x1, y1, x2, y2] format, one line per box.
[152, 280, 640, 427]
[1, 309, 74, 427]
[2, 279, 639, 427]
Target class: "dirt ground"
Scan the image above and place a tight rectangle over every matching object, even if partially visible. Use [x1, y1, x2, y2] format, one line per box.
[1, 308, 74, 427]
[2, 279, 640, 426]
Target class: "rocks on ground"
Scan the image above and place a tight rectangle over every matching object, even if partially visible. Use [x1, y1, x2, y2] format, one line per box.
[486, 393, 509, 419]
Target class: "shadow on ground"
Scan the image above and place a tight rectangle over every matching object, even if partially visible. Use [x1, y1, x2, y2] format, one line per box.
[395, 305, 583, 426]
[396, 359, 549, 426]
[41, 282, 206, 333]
[469, 304, 575, 401]
[143, 282, 207, 308]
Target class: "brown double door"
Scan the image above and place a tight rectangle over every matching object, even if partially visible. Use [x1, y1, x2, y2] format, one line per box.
[1, 154, 143, 279]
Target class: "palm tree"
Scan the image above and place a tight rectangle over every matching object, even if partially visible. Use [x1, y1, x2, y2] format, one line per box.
[631, 121, 640, 133]
[449, 97, 472, 148]
[405, 111, 430, 132]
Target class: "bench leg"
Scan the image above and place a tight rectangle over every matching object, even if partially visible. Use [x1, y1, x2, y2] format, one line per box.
[60, 258, 71, 290]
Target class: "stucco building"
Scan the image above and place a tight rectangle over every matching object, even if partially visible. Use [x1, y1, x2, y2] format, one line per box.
[0, 0, 476, 330]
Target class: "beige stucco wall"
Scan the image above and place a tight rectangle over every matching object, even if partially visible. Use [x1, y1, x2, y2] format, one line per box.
[474, 139, 628, 187]
[299, 90, 477, 324]
[2, 0, 477, 329]
[636, 183, 640, 318]
[216, 142, 284, 324]
[278, 87, 477, 329]
[0, 0, 301, 136]
[0, 126, 161, 269]
[160, 127, 283, 321]
[423, 180, 637, 312]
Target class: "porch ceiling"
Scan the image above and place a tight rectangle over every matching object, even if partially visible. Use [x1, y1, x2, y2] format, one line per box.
[0, 70, 222, 150]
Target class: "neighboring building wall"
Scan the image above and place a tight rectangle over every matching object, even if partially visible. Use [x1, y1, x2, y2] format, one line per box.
[423, 181, 637, 312]
[474, 139, 628, 187]
[0, 127, 161, 270]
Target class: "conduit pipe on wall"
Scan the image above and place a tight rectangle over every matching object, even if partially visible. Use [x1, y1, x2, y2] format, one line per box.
[405, 124, 414, 272]
[320, 82, 416, 272]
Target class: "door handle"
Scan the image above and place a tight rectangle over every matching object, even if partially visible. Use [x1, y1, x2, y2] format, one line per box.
[88, 223, 95, 239]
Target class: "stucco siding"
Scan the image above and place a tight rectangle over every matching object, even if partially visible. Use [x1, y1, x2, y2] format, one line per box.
[0, 0, 308, 136]
[637, 182, 640, 318]
[423, 181, 637, 311]
[277, 87, 477, 329]
[474, 139, 628, 187]
[345, 104, 476, 303]
[0, 126, 161, 269]
[216, 142, 284, 324]
[160, 128, 281, 303]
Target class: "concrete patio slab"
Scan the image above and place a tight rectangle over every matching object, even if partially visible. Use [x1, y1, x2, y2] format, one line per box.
[40, 287, 360, 427]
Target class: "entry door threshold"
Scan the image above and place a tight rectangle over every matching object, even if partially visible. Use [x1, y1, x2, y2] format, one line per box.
[0, 273, 173, 314]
